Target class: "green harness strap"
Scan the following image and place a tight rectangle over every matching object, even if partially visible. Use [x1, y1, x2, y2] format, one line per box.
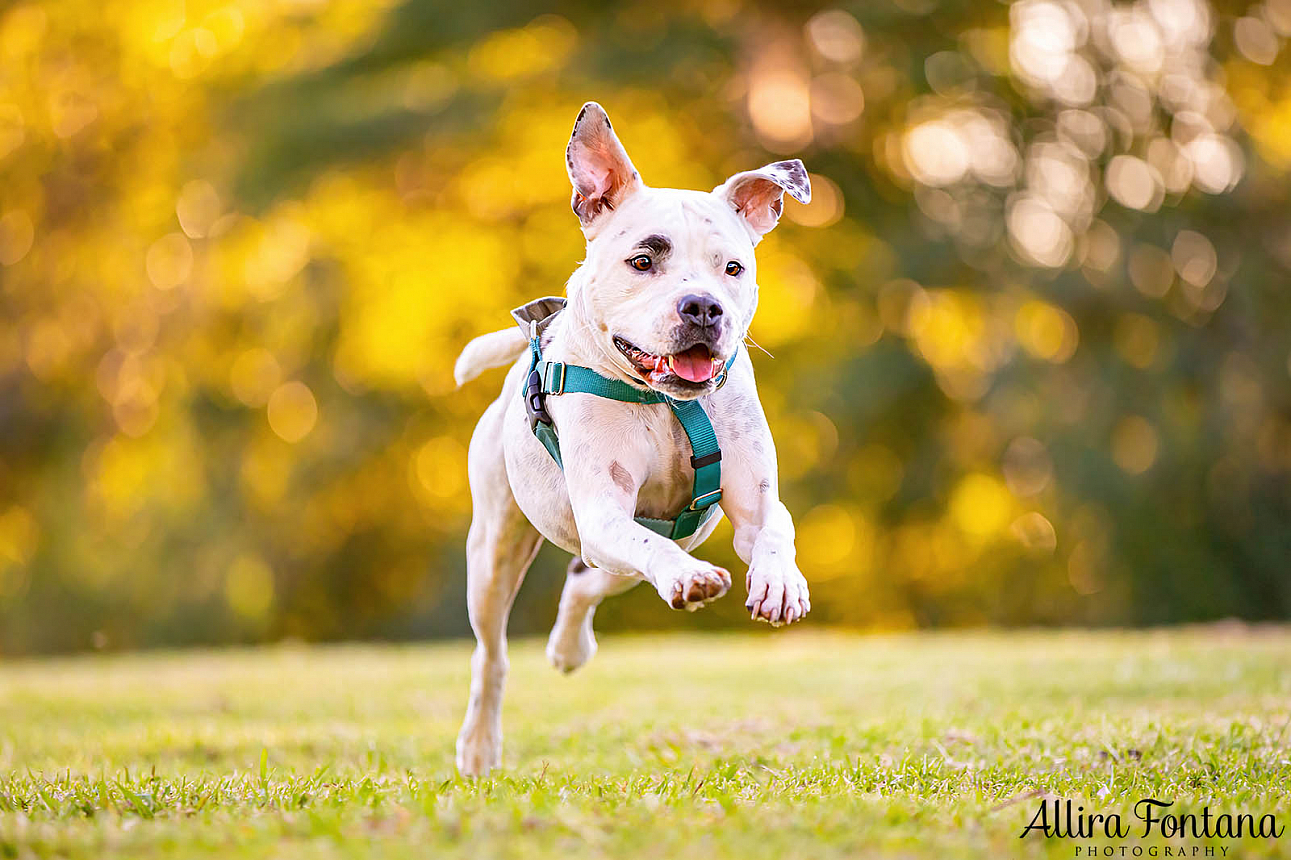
[520, 311, 732, 541]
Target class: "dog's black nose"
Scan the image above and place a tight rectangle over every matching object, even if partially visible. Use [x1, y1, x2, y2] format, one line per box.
[677, 294, 723, 328]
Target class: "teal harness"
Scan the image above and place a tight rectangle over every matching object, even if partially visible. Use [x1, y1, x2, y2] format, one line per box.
[513, 298, 734, 541]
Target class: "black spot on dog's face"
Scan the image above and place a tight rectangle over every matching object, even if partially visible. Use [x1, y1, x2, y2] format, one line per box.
[634, 234, 673, 259]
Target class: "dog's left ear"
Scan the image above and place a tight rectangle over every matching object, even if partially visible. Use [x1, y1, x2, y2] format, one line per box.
[566, 102, 641, 233]
[715, 160, 811, 241]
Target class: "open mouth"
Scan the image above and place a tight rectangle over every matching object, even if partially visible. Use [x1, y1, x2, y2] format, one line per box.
[614, 336, 724, 386]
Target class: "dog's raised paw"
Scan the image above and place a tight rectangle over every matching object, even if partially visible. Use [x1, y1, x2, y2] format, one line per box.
[746, 567, 811, 626]
[546, 613, 597, 674]
[664, 565, 731, 611]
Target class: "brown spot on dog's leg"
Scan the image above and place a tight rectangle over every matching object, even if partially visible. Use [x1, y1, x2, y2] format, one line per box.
[609, 461, 633, 495]
[568, 557, 589, 575]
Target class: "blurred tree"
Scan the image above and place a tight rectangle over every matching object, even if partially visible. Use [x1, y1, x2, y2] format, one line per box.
[0, 0, 1288, 653]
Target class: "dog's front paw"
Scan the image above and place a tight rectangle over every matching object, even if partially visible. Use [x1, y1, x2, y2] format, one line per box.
[657, 562, 731, 612]
[746, 565, 810, 626]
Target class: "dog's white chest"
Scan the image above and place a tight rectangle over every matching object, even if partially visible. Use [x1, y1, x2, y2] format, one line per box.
[500, 369, 719, 555]
[624, 405, 696, 520]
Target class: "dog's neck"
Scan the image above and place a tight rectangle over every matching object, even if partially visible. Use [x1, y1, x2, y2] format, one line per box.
[556, 296, 644, 386]
[553, 270, 652, 387]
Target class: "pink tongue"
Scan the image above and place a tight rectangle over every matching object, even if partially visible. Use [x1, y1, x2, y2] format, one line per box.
[671, 346, 715, 382]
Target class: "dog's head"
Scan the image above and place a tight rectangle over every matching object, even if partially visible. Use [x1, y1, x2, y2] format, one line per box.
[563, 102, 810, 400]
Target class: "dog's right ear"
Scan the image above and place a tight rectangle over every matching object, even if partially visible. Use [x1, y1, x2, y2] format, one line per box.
[566, 102, 641, 233]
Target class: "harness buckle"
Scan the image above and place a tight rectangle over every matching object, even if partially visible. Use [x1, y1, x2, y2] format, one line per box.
[687, 489, 722, 511]
[543, 361, 566, 395]
[525, 368, 552, 430]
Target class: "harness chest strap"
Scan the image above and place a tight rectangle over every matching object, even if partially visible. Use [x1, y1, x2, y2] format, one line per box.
[515, 298, 732, 541]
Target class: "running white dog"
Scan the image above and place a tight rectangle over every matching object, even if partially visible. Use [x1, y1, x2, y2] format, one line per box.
[452, 102, 812, 776]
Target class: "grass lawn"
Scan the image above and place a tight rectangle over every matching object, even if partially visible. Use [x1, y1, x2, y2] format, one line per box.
[1, 628, 1289, 859]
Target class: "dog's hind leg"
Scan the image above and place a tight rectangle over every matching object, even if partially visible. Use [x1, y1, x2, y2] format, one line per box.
[456, 403, 543, 777]
[546, 558, 639, 674]
[456, 501, 540, 776]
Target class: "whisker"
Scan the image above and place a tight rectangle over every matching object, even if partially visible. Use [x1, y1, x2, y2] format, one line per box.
[744, 334, 774, 359]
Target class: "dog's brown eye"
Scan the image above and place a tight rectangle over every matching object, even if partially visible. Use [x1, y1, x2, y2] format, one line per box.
[628, 255, 652, 272]
[725, 261, 744, 277]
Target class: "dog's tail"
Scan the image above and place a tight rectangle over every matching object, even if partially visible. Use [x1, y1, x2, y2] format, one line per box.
[454, 327, 528, 386]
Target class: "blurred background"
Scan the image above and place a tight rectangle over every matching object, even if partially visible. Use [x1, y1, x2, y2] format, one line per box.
[1, 0, 1289, 655]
